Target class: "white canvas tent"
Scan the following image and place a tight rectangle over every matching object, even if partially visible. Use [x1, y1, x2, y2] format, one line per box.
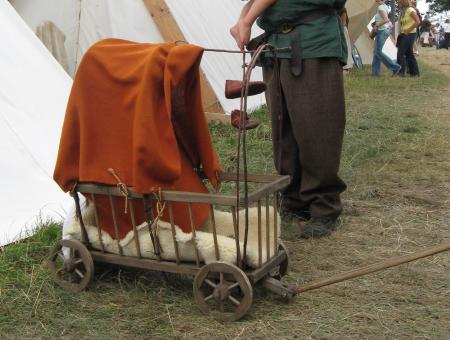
[2, 0, 384, 246]
[0, 0, 72, 246]
[11, 0, 383, 115]
[347, 1, 398, 66]
[354, 26, 398, 66]
[10, 0, 266, 115]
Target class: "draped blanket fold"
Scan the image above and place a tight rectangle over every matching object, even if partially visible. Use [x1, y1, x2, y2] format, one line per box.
[54, 39, 221, 238]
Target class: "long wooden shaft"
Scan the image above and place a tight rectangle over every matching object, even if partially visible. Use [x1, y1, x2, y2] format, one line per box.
[296, 242, 450, 294]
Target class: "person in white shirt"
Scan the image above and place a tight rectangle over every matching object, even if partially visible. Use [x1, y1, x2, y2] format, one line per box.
[372, 0, 400, 76]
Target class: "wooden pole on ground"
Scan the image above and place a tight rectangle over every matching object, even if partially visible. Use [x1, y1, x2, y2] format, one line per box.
[295, 242, 450, 294]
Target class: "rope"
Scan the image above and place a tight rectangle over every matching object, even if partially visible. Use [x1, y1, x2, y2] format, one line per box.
[107, 168, 129, 214]
[230, 44, 273, 268]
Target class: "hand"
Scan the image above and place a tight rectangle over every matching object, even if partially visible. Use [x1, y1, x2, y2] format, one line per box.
[230, 20, 252, 50]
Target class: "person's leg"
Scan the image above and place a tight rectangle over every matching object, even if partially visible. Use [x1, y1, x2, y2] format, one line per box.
[397, 35, 408, 76]
[372, 31, 382, 76]
[405, 34, 420, 76]
[281, 58, 346, 223]
[445, 33, 450, 49]
[375, 30, 401, 73]
[263, 61, 309, 218]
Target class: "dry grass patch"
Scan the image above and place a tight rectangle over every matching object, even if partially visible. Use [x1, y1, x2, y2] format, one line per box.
[1, 49, 449, 338]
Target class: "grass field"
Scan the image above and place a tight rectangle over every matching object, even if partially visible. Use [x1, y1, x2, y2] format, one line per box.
[1, 49, 449, 339]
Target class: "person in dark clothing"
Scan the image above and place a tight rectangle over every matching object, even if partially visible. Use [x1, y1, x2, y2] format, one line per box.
[231, 0, 347, 238]
[420, 15, 432, 46]
[397, 0, 420, 77]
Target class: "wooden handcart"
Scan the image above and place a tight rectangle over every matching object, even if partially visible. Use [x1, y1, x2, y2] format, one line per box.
[46, 172, 296, 321]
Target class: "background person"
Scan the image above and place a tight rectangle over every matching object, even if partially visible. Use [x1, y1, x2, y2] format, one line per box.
[443, 19, 450, 49]
[397, 0, 420, 77]
[420, 15, 432, 46]
[372, 0, 401, 76]
[231, 0, 348, 239]
[434, 23, 442, 49]
[339, 7, 353, 74]
[410, 1, 422, 55]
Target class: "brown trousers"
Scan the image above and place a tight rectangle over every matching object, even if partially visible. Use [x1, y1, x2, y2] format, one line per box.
[263, 58, 346, 219]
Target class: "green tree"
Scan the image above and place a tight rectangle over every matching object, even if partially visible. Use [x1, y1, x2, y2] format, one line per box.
[385, 0, 400, 21]
[426, 0, 450, 13]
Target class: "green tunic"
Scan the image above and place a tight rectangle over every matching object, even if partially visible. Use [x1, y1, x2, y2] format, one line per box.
[257, 0, 348, 64]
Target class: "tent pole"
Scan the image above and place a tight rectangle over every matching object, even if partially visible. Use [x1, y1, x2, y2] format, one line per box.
[143, 0, 225, 117]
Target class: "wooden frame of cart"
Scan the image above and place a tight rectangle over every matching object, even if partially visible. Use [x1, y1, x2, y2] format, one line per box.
[46, 172, 296, 321]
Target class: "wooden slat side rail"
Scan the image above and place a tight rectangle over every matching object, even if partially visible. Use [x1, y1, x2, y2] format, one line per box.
[188, 203, 201, 267]
[128, 199, 142, 259]
[76, 183, 238, 206]
[209, 206, 220, 261]
[143, 0, 224, 114]
[90, 194, 105, 253]
[108, 194, 123, 256]
[167, 202, 181, 265]
[247, 250, 288, 284]
[247, 176, 291, 204]
[257, 201, 262, 267]
[265, 196, 270, 261]
[76, 176, 290, 207]
[273, 194, 278, 256]
[91, 251, 199, 276]
[218, 173, 290, 184]
[231, 206, 241, 268]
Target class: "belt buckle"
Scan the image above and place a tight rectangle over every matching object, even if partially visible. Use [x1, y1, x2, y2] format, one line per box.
[280, 23, 293, 34]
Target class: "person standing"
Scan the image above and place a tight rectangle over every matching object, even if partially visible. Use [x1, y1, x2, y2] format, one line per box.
[231, 0, 348, 238]
[410, 1, 422, 55]
[339, 7, 353, 74]
[434, 23, 441, 49]
[372, 0, 401, 76]
[420, 15, 432, 46]
[443, 19, 450, 50]
[396, 0, 420, 77]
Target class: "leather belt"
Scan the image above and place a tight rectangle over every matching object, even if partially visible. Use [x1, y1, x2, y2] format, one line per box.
[271, 8, 339, 76]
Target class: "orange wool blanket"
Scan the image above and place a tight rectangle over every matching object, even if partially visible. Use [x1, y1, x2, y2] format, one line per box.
[54, 39, 221, 238]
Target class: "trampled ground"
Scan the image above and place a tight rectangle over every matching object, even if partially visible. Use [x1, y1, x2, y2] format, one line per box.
[1, 48, 449, 339]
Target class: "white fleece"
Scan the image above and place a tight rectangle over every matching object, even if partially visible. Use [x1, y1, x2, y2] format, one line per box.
[63, 201, 280, 268]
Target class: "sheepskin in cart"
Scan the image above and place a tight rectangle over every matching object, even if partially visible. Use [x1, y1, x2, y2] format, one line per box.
[47, 39, 293, 321]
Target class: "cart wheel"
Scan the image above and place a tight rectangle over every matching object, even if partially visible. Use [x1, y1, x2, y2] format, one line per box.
[193, 262, 253, 322]
[46, 239, 94, 293]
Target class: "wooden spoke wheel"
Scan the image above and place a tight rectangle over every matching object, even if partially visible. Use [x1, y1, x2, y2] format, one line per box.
[46, 239, 94, 293]
[193, 262, 253, 322]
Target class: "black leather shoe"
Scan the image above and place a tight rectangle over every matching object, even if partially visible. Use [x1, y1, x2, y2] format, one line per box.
[301, 217, 336, 239]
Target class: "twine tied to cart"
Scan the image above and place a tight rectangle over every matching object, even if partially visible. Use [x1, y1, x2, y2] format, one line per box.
[107, 168, 129, 214]
[151, 188, 166, 237]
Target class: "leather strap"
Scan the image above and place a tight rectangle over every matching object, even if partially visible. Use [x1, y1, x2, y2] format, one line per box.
[271, 8, 338, 76]
[290, 28, 302, 76]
